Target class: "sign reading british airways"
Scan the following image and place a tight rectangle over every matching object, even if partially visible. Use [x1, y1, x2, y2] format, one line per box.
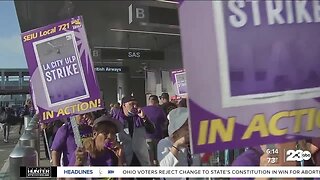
[95, 66, 128, 73]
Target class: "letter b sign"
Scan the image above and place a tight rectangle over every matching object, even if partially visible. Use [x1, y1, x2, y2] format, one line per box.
[136, 8, 145, 19]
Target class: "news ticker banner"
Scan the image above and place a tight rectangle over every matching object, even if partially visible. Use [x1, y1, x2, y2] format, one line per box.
[20, 166, 320, 178]
[21, 16, 103, 122]
[179, 1, 320, 153]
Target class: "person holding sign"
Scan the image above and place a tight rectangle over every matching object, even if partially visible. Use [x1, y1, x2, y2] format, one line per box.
[51, 118, 77, 166]
[51, 113, 94, 166]
[74, 115, 123, 166]
[113, 96, 155, 166]
[157, 107, 200, 166]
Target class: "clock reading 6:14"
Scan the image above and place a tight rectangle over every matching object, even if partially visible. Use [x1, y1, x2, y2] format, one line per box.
[266, 148, 279, 155]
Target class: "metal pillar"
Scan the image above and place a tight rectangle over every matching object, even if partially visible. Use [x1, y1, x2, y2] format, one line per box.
[24, 126, 40, 156]
[9, 146, 38, 180]
[19, 71, 23, 88]
[1, 70, 4, 89]
[117, 72, 130, 100]
[24, 115, 32, 130]
[19, 129, 40, 166]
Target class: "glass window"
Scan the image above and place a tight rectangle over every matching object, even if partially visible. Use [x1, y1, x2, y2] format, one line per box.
[8, 76, 19, 82]
[23, 76, 30, 81]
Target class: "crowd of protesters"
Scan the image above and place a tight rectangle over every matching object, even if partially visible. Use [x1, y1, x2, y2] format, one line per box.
[45, 93, 320, 174]
[47, 94, 320, 170]
[42, 92, 193, 169]
[1, 93, 319, 180]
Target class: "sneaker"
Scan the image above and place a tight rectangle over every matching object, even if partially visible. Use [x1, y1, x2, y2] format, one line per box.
[3, 139, 8, 143]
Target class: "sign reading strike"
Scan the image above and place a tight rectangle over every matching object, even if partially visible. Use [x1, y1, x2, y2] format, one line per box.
[22, 16, 103, 122]
[171, 69, 187, 96]
[179, 1, 320, 153]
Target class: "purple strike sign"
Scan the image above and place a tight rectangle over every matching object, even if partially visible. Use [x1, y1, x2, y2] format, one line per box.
[171, 69, 187, 96]
[179, 1, 320, 153]
[22, 16, 103, 122]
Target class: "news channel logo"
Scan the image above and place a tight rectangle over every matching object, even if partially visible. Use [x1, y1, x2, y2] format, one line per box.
[108, 170, 114, 174]
[99, 169, 114, 175]
[286, 149, 312, 162]
[26, 167, 51, 178]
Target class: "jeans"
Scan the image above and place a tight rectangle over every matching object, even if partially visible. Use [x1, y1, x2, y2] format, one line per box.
[3, 123, 10, 141]
[19, 117, 24, 134]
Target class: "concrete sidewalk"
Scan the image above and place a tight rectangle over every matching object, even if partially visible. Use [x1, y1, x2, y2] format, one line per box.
[0, 124, 21, 179]
[0, 126, 51, 179]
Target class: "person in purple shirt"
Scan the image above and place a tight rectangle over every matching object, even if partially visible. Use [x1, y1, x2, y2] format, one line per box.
[51, 119, 77, 166]
[74, 115, 122, 166]
[110, 103, 120, 119]
[51, 114, 94, 166]
[143, 95, 166, 140]
[142, 95, 167, 165]
[41, 119, 64, 160]
[231, 146, 264, 180]
[232, 146, 263, 166]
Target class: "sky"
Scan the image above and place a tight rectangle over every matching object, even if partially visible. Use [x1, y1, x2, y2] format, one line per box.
[0, 1, 27, 69]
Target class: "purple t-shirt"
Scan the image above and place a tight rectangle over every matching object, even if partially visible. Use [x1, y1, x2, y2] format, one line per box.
[110, 108, 121, 119]
[51, 122, 77, 166]
[89, 149, 118, 166]
[70, 148, 118, 166]
[112, 108, 144, 128]
[232, 147, 263, 166]
[231, 147, 263, 180]
[142, 105, 166, 139]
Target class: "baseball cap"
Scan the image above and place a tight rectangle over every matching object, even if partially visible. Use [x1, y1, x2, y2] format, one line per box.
[121, 96, 137, 105]
[93, 115, 123, 133]
[167, 107, 189, 136]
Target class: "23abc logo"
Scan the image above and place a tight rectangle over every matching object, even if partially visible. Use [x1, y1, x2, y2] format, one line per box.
[286, 150, 311, 161]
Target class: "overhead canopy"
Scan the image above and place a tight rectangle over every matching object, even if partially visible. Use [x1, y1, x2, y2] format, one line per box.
[14, 1, 183, 76]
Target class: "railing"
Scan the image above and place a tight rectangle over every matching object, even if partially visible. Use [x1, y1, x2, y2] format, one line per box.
[1, 81, 29, 87]
[201, 149, 245, 166]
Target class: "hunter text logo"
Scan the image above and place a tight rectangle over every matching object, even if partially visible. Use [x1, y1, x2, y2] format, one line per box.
[27, 167, 51, 178]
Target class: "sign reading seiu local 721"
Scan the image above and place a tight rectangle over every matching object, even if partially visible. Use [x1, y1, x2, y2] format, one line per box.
[21, 16, 102, 122]
[179, 1, 320, 153]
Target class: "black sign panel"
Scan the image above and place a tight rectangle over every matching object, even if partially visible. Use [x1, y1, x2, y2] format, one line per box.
[129, 4, 178, 26]
[100, 49, 164, 60]
[149, 7, 178, 26]
[95, 66, 128, 73]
